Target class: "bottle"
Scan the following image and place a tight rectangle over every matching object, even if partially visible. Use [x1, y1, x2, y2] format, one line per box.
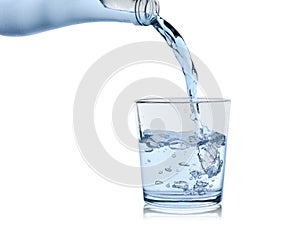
[0, 0, 160, 36]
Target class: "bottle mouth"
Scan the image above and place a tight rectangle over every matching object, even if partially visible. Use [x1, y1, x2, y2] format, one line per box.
[135, 0, 160, 26]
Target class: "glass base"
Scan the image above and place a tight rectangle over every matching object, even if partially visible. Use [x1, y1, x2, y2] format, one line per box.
[144, 191, 222, 209]
[144, 203, 222, 217]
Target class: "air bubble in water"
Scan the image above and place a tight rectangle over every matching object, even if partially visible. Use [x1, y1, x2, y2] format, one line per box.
[179, 162, 190, 167]
[172, 181, 189, 191]
[165, 167, 172, 172]
[145, 138, 159, 148]
[190, 170, 202, 179]
[155, 180, 163, 185]
[169, 139, 189, 150]
[144, 148, 153, 153]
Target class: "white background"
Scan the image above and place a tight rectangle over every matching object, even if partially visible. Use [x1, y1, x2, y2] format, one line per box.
[1, 0, 300, 224]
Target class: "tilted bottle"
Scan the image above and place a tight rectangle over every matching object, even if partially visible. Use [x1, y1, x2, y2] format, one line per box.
[0, 0, 160, 36]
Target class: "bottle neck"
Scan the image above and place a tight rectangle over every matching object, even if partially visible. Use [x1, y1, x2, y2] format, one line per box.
[100, 0, 160, 25]
[135, 0, 160, 25]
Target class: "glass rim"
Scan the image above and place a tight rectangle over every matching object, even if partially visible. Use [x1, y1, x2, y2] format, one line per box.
[135, 97, 231, 104]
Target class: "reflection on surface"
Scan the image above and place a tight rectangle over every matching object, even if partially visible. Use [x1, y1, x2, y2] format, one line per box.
[143, 204, 222, 219]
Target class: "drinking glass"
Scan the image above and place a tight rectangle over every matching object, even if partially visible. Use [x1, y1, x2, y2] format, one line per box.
[136, 98, 231, 208]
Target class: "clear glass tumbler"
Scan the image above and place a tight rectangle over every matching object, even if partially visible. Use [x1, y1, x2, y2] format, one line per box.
[135, 98, 231, 208]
